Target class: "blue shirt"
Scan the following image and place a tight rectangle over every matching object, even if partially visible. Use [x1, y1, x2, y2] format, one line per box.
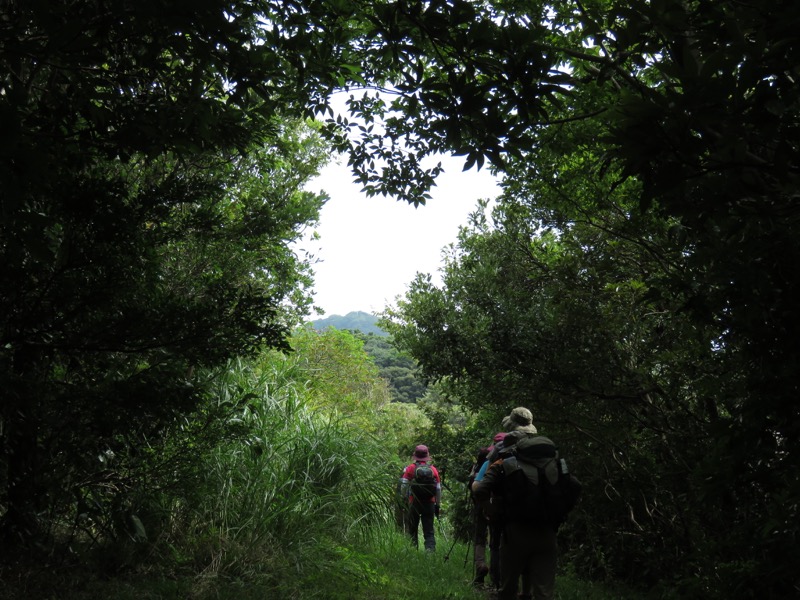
[475, 458, 490, 482]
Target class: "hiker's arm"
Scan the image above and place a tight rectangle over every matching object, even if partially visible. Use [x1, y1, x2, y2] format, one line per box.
[470, 459, 490, 491]
[398, 466, 411, 504]
[472, 459, 503, 502]
[396, 478, 408, 504]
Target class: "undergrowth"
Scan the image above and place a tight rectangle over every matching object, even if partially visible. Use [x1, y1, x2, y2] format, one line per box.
[0, 350, 637, 600]
[0, 522, 637, 600]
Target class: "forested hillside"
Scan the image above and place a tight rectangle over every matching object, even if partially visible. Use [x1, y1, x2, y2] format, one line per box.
[2, 1, 798, 599]
[311, 311, 388, 336]
[360, 333, 429, 404]
[310, 313, 429, 403]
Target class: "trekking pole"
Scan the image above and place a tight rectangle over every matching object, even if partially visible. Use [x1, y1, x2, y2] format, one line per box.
[439, 479, 457, 495]
[436, 510, 448, 543]
[467, 499, 480, 573]
[443, 530, 458, 562]
[436, 510, 456, 562]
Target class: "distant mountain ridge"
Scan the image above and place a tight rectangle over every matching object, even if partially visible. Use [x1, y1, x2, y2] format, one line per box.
[310, 311, 388, 336]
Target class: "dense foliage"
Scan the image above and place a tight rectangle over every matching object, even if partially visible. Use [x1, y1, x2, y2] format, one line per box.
[377, 1, 800, 596]
[0, 1, 332, 550]
[358, 333, 428, 404]
[0, 329, 407, 598]
[309, 312, 430, 404]
[2, 0, 798, 597]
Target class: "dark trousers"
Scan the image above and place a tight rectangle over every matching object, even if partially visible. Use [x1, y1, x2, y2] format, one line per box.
[406, 501, 436, 551]
[473, 503, 488, 546]
[489, 521, 503, 587]
[498, 521, 557, 600]
[474, 500, 502, 586]
[472, 503, 490, 581]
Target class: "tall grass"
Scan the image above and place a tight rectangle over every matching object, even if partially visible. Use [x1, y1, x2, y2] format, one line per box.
[1, 351, 638, 599]
[161, 355, 398, 595]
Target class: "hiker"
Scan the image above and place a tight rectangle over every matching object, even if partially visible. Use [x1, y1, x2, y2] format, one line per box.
[496, 406, 538, 456]
[469, 432, 506, 587]
[471, 406, 539, 589]
[472, 427, 582, 600]
[473, 407, 539, 488]
[398, 444, 442, 552]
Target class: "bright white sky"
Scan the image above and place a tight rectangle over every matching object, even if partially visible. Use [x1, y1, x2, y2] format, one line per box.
[299, 154, 500, 317]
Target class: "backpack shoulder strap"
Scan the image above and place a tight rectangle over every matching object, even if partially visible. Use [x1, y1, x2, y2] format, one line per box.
[502, 456, 519, 475]
[542, 459, 559, 485]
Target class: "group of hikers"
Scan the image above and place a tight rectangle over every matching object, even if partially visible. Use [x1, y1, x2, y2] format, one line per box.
[397, 407, 582, 600]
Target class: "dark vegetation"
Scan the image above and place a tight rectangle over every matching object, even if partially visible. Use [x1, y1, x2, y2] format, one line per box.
[1, 1, 798, 598]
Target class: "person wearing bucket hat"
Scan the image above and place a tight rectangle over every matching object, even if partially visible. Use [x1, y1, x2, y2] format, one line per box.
[472, 413, 582, 600]
[501, 407, 538, 452]
[470, 408, 540, 594]
[412, 444, 431, 462]
[398, 444, 441, 551]
[482, 408, 538, 470]
[508, 406, 537, 432]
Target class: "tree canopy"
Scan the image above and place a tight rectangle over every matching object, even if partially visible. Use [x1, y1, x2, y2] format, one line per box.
[2, 1, 799, 595]
[1, 1, 332, 547]
[376, 1, 800, 595]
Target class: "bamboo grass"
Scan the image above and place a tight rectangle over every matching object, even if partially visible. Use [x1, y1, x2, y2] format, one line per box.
[175, 355, 395, 584]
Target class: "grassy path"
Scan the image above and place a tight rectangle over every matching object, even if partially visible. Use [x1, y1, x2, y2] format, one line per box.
[0, 531, 632, 600]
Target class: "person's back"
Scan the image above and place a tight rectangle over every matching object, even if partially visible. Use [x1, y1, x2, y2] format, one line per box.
[399, 444, 441, 552]
[473, 412, 581, 600]
[501, 436, 581, 530]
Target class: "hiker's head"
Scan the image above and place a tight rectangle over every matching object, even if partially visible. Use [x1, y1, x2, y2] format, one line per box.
[509, 406, 533, 426]
[413, 444, 431, 462]
[502, 406, 537, 433]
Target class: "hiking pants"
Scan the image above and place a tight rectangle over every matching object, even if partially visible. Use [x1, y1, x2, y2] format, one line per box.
[472, 502, 489, 576]
[473, 502, 488, 546]
[489, 520, 502, 587]
[407, 501, 436, 551]
[498, 522, 557, 600]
